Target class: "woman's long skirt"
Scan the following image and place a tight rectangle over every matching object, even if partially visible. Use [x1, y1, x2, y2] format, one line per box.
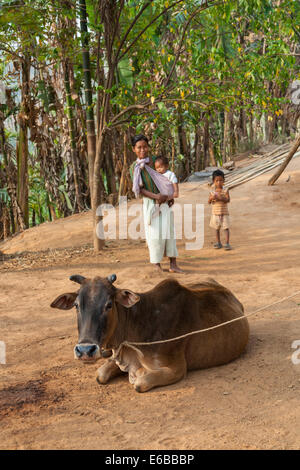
[143, 197, 178, 264]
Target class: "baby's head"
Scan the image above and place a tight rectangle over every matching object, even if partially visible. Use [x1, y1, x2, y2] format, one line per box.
[212, 169, 225, 189]
[155, 156, 169, 174]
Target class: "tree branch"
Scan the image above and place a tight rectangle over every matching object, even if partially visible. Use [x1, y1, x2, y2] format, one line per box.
[164, 0, 224, 88]
[109, 103, 150, 126]
[106, 97, 209, 130]
[114, 0, 153, 62]
[117, 0, 187, 63]
[0, 42, 24, 61]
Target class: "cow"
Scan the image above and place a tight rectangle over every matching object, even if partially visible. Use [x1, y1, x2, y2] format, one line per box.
[50, 274, 249, 392]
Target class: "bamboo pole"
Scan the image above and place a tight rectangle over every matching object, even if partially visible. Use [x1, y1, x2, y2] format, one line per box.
[268, 135, 300, 185]
[226, 157, 287, 185]
[224, 145, 295, 185]
[226, 162, 286, 190]
[226, 151, 300, 190]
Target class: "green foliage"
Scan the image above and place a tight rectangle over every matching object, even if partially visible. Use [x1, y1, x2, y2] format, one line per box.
[0, 188, 9, 204]
[0, 0, 299, 231]
[90, 0, 298, 149]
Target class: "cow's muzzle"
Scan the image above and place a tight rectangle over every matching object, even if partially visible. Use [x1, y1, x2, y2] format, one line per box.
[74, 343, 100, 362]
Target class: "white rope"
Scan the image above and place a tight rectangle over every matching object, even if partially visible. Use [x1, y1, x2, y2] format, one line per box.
[113, 290, 300, 357]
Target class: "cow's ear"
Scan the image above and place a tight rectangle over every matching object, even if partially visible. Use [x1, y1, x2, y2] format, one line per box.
[107, 274, 117, 284]
[69, 275, 86, 285]
[50, 292, 78, 310]
[115, 289, 140, 308]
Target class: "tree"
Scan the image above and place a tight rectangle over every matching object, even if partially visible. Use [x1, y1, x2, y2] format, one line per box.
[0, 0, 298, 246]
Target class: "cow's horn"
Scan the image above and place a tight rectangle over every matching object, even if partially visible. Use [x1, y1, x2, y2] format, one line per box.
[69, 275, 86, 285]
[108, 274, 117, 284]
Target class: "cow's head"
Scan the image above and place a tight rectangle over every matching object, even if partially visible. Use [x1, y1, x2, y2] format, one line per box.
[50, 274, 140, 363]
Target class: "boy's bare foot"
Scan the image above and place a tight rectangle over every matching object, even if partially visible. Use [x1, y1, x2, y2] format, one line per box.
[214, 242, 222, 249]
[224, 243, 232, 251]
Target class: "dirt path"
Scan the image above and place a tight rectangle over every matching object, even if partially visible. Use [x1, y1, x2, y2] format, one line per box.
[0, 158, 300, 450]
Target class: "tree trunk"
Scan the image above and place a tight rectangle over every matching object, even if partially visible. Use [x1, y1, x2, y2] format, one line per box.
[249, 111, 254, 145]
[119, 132, 128, 197]
[3, 206, 11, 239]
[178, 111, 190, 177]
[229, 111, 236, 156]
[7, 171, 26, 232]
[32, 209, 36, 227]
[203, 117, 210, 169]
[79, 0, 96, 202]
[92, 132, 106, 251]
[104, 147, 117, 195]
[238, 106, 248, 144]
[223, 109, 230, 162]
[281, 112, 290, 138]
[268, 83, 280, 143]
[64, 60, 84, 212]
[93, 48, 115, 250]
[118, 132, 134, 197]
[17, 53, 30, 229]
[0, 206, 3, 241]
[194, 125, 202, 171]
[209, 139, 216, 166]
[171, 138, 175, 173]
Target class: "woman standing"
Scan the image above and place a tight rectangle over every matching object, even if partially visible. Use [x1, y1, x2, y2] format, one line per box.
[130, 134, 183, 273]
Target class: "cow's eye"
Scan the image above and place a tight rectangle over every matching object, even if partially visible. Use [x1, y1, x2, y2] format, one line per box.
[74, 301, 79, 310]
[105, 301, 112, 310]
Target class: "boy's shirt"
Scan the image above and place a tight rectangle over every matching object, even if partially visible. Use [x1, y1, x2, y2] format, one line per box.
[210, 189, 229, 215]
[162, 170, 178, 184]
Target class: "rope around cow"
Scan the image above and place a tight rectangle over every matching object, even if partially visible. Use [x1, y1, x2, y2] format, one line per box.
[112, 289, 300, 359]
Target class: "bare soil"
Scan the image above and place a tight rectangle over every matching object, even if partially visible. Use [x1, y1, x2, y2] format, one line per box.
[0, 156, 300, 450]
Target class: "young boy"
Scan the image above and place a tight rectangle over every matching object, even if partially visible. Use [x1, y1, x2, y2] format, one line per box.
[154, 156, 179, 199]
[208, 169, 232, 250]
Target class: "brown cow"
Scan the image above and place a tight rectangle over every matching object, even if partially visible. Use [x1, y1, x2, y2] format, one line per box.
[51, 275, 249, 392]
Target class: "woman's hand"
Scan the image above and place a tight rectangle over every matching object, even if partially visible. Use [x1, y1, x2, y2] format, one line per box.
[156, 193, 168, 204]
[140, 188, 169, 204]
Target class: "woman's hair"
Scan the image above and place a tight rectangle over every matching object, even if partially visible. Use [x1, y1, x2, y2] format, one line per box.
[155, 156, 169, 166]
[131, 134, 149, 147]
[212, 169, 225, 181]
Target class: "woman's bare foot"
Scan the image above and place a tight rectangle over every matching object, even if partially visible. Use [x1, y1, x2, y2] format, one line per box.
[169, 266, 184, 273]
[169, 259, 184, 273]
[154, 263, 163, 272]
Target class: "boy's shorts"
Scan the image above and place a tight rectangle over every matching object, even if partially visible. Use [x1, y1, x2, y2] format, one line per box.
[210, 214, 230, 230]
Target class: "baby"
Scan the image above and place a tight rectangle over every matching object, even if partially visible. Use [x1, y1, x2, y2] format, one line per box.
[154, 156, 179, 201]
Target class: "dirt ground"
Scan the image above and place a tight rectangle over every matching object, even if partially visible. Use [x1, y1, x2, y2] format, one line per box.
[0, 156, 300, 450]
